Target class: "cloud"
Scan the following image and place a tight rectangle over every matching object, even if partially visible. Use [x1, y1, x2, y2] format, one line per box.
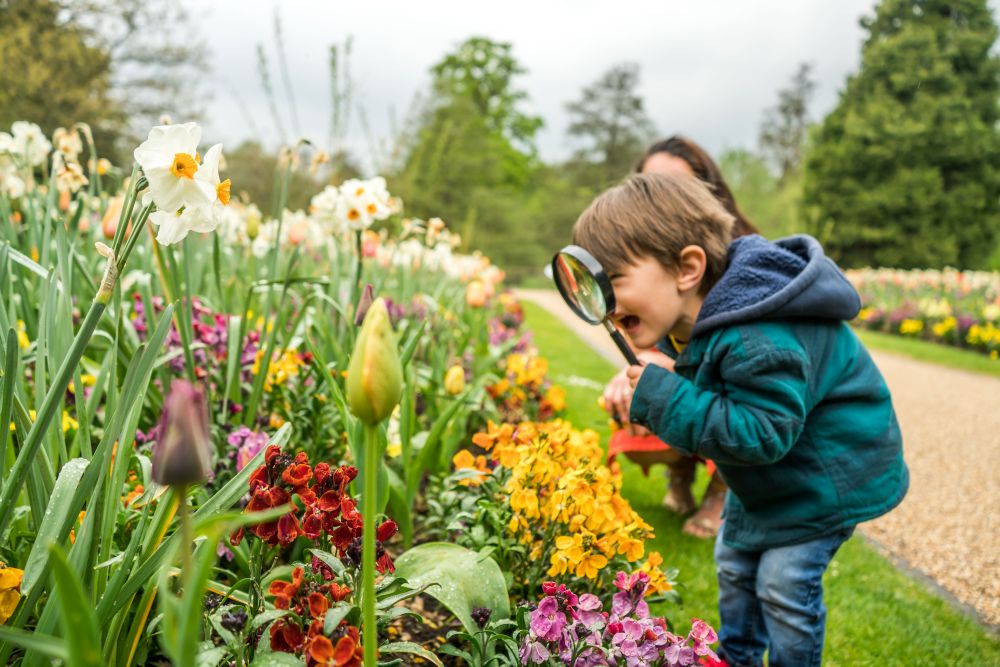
[193, 0, 994, 171]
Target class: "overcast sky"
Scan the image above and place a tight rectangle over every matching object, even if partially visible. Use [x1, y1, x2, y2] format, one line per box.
[195, 1, 998, 174]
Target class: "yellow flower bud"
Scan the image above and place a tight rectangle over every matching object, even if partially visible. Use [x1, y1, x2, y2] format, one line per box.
[347, 298, 403, 425]
[444, 364, 466, 395]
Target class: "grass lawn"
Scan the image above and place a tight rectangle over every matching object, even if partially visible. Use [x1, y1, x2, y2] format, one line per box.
[521, 300, 1000, 664]
[856, 329, 1000, 380]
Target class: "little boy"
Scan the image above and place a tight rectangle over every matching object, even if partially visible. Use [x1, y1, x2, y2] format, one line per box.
[573, 173, 908, 667]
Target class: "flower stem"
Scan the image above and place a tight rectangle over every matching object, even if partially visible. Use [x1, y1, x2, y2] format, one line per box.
[178, 484, 193, 584]
[361, 423, 378, 667]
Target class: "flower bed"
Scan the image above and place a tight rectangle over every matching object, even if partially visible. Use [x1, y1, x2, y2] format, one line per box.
[0, 120, 716, 666]
[847, 267, 1000, 358]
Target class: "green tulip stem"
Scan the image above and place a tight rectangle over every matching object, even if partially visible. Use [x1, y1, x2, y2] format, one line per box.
[178, 483, 193, 589]
[361, 423, 378, 667]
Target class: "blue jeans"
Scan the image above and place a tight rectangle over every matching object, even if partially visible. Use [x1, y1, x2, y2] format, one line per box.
[714, 527, 854, 667]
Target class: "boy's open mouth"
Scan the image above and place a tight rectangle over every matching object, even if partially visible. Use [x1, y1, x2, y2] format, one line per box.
[619, 314, 640, 332]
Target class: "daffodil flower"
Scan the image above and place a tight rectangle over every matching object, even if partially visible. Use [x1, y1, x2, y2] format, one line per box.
[133, 122, 217, 214]
[140, 128, 232, 245]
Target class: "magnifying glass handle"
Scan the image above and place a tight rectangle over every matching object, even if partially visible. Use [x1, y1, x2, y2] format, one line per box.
[603, 319, 641, 366]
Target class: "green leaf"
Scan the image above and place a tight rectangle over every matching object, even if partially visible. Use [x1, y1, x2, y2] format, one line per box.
[379, 641, 445, 667]
[249, 609, 289, 631]
[47, 544, 102, 667]
[307, 548, 346, 577]
[21, 457, 88, 595]
[0, 626, 68, 660]
[323, 602, 353, 635]
[250, 651, 306, 666]
[393, 542, 510, 635]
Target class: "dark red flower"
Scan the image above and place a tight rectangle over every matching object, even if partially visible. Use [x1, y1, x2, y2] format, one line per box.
[308, 591, 329, 619]
[328, 582, 352, 602]
[317, 491, 342, 514]
[269, 618, 305, 653]
[302, 509, 323, 540]
[283, 462, 313, 487]
[376, 519, 398, 542]
[314, 462, 332, 486]
[277, 512, 303, 547]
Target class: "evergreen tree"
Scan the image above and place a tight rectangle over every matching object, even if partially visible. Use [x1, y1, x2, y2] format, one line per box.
[759, 63, 816, 183]
[803, 0, 1000, 269]
[565, 63, 657, 188]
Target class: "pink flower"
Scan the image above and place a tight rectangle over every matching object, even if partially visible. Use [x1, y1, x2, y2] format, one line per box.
[530, 596, 566, 642]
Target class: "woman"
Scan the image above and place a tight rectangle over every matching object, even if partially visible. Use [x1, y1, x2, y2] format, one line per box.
[603, 136, 759, 539]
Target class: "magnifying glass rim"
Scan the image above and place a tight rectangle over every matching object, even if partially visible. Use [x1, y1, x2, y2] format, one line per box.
[551, 245, 617, 324]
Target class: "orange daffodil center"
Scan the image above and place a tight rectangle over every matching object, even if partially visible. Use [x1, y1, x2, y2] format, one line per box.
[171, 152, 199, 179]
[217, 178, 231, 205]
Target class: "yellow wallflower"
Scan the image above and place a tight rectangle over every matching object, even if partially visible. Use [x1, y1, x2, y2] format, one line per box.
[0, 564, 24, 624]
[899, 319, 924, 336]
[16, 320, 30, 350]
[452, 449, 489, 486]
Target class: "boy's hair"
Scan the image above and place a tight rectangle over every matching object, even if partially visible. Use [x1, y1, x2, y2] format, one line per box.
[573, 172, 736, 294]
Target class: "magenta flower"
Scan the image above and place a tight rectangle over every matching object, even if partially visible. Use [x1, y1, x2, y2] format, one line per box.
[530, 596, 566, 642]
[576, 593, 606, 630]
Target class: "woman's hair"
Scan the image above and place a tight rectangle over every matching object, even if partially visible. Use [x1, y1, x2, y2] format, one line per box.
[636, 136, 760, 237]
[573, 173, 735, 295]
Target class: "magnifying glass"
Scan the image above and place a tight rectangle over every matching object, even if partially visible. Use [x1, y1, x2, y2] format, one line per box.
[551, 246, 641, 366]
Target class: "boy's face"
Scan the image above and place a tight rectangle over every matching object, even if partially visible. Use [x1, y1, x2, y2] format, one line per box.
[609, 256, 687, 349]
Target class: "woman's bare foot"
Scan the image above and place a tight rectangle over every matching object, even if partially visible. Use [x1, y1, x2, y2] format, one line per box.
[682, 489, 725, 539]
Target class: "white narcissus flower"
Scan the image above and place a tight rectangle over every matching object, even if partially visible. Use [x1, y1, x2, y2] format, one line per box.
[144, 133, 232, 246]
[53, 153, 89, 193]
[133, 122, 216, 214]
[0, 167, 25, 199]
[336, 177, 392, 231]
[10, 122, 51, 166]
[52, 127, 83, 161]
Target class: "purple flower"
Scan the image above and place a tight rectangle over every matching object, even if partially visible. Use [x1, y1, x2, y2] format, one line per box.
[576, 593, 606, 630]
[612, 571, 650, 618]
[530, 596, 567, 642]
[519, 639, 550, 665]
[663, 632, 696, 666]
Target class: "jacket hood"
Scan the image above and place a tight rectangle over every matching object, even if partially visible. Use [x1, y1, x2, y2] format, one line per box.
[692, 234, 861, 337]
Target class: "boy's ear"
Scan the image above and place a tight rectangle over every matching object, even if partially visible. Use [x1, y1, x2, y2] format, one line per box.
[676, 245, 707, 293]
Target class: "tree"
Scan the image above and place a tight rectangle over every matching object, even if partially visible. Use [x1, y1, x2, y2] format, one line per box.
[431, 37, 543, 154]
[759, 63, 816, 183]
[565, 63, 657, 188]
[803, 0, 1000, 269]
[61, 0, 210, 142]
[0, 0, 123, 150]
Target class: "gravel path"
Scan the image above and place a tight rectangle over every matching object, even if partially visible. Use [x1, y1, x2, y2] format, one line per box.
[516, 288, 1000, 627]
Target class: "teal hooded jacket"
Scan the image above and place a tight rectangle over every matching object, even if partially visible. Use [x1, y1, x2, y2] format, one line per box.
[629, 235, 908, 550]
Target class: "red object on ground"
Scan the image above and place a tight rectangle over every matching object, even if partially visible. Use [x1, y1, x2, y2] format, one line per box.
[607, 430, 716, 477]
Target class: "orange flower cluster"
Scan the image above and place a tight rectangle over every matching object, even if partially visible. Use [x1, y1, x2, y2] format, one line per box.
[267, 564, 363, 666]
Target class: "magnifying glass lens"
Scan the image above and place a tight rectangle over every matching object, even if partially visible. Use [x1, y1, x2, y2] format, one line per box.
[554, 252, 607, 324]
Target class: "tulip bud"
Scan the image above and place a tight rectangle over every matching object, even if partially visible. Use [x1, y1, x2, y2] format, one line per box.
[152, 380, 213, 486]
[347, 298, 403, 425]
[102, 195, 124, 239]
[444, 364, 466, 395]
[466, 280, 487, 308]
